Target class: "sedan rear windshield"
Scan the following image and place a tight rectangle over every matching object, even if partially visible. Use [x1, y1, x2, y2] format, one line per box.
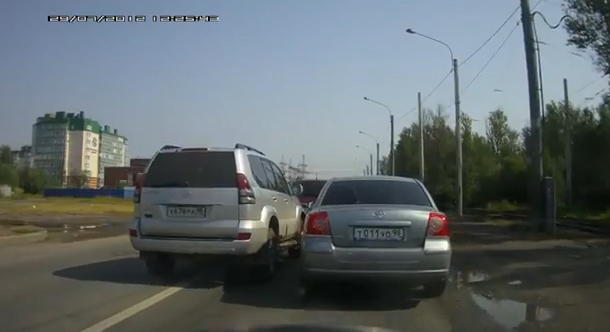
[144, 151, 237, 188]
[298, 180, 326, 197]
[320, 180, 432, 206]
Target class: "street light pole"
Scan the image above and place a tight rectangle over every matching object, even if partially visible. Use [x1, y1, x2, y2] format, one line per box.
[358, 131, 381, 175]
[418, 92, 424, 182]
[406, 28, 462, 216]
[453, 58, 463, 216]
[356, 145, 373, 176]
[363, 97, 395, 176]
[375, 142, 380, 175]
[390, 114, 395, 176]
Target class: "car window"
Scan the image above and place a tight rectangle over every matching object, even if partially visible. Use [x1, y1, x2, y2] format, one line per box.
[320, 180, 432, 206]
[260, 159, 279, 191]
[270, 163, 290, 195]
[144, 151, 237, 188]
[298, 180, 326, 197]
[248, 155, 271, 189]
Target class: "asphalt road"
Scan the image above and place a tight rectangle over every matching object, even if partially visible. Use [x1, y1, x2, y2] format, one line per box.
[0, 234, 543, 332]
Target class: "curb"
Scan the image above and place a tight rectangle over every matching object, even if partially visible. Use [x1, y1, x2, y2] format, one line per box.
[0, 230, 48, 248]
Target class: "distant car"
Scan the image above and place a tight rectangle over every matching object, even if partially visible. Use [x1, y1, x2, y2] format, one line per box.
[299, 176, 451, 297]
[129, 143, 305, 280]
[294, 179, 327, 209]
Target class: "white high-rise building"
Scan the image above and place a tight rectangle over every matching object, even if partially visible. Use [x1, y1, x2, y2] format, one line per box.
[32, 111, 128, 188]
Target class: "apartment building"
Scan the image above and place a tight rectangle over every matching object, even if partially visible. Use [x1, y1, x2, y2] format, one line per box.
[11, 145, 33, 171]
[66, 114, 101, 188]
[32, 111, 129, 188]
[98, 125, 128, 185]
[32, 112, 71, 185]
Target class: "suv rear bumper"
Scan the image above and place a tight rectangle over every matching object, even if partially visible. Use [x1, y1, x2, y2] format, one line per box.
[129, 220, 269, 256]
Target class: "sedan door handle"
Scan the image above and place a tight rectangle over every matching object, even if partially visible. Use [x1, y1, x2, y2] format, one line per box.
[284, 198, 289, 203]
[271, 196, 277, 201]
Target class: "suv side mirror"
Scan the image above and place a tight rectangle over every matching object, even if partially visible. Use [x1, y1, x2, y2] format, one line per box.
[291, 183, 304, 196]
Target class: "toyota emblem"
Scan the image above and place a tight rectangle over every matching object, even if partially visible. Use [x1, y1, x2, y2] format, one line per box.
[373, 210, 385, 218]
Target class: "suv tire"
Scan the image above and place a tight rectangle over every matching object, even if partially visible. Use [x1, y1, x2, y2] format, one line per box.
[254, 227, 279, 281]
[287, 222, 303, 258]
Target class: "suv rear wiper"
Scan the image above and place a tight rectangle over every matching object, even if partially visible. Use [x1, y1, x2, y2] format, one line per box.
[149, 181, 190, 188]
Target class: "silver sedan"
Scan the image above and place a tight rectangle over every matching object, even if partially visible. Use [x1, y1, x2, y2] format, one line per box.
[299, 176, 451, 297]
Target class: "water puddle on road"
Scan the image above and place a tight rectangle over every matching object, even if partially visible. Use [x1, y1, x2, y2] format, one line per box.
[470, 292, 555, 330]
[45, 222, 128, 242]
[452, 270, 491, 289]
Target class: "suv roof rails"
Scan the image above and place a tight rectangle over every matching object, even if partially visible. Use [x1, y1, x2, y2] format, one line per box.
[235, 143, 265, 156]
[160, 144, 182, 151]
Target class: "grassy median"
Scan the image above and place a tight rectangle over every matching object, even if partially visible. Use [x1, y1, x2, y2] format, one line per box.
[0, 225, 45, 236]
[0, 196, 133, 217]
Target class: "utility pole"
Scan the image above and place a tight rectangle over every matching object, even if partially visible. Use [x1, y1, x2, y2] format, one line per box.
[375, 143, 380, 175]
[521, 0, 544, 229]
[453, 59, 463, 216]
[390, 114, 395, 176]
[564, 78, 572, 206]
[297, 155, 308, 179]
[369, 153, 373, 177]
[418, 92, 425, 182]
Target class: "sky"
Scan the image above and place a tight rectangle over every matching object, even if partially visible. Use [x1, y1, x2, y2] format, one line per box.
[0, 0, 606, 178]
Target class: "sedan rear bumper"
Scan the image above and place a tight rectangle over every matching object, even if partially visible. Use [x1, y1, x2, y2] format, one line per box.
[300, 236, 451, 284]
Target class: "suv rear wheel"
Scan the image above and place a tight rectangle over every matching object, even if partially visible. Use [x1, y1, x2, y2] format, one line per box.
[254, 227, 278, 281]
[287, 217, 304, 258]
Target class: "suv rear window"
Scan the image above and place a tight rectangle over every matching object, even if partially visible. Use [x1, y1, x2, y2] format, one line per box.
[321, 180, 432, 206]
[298, 180, 326, 197]
[144, 151, 237, 188]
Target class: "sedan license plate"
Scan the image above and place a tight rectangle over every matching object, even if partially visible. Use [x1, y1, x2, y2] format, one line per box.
[353, 227, 404, 241]
[167, 206, 207, 218]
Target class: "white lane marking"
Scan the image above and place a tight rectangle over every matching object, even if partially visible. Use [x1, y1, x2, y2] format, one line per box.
[80, 279, 194, 332]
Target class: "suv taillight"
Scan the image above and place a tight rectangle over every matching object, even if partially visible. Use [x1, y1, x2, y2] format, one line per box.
[427, 212, 449, 237]
[134, 173, 145, 203]
[237, 173, 255, 204]
[304, 211, 331, 236]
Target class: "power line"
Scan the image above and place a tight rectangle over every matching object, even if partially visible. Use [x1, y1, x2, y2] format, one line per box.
[460, 5, 521, 66]
[464, 21, 521, 92]
[459, 0, 543, 66]
[399, 0, 543, 120]
[575, 75, 607, 94]
[399, 69, 452, 119]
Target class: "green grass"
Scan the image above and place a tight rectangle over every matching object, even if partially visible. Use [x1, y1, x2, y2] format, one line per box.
[484, 200, 610, 222]
[485, 200, 527, 212]
[0, 225, 45, 236]
[561, 208, 610, 222]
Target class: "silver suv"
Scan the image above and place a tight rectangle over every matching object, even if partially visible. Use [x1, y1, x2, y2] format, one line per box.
[129, 143, 305, 280]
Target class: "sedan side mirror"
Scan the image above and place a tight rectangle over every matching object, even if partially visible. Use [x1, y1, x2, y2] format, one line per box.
[291, 183, 304, 196]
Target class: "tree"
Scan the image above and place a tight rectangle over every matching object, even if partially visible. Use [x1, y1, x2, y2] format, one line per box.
[0, 145, 13, 165]
[19, 167, 50, 194]
[563, 0, 610, 75]
[0, 163, 18, 188]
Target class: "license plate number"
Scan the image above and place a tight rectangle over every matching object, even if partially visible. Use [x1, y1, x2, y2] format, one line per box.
[167, 206, 207, 218]
[353, 228, 404, 241]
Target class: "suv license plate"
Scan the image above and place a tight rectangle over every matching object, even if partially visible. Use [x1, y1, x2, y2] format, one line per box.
[167, 206, 207, 218]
